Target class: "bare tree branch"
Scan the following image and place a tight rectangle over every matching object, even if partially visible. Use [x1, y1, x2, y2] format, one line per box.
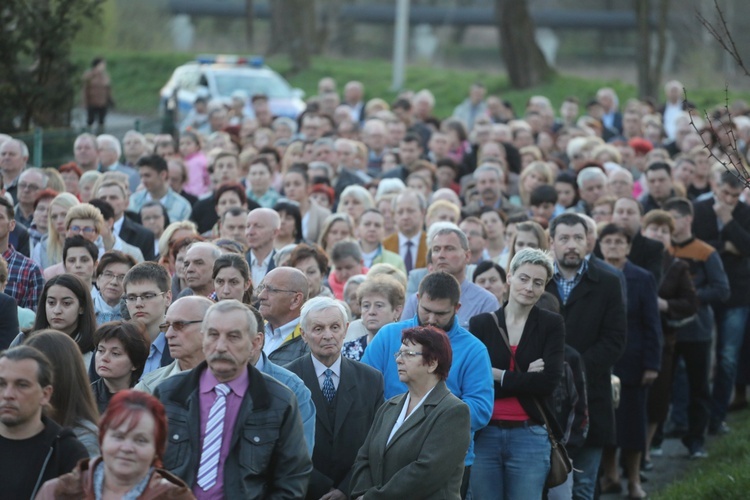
[696, 0, 750, 78]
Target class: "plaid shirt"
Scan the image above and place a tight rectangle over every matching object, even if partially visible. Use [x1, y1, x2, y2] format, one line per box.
[3, 244, 44, 311]
[553, 258, 588, 305]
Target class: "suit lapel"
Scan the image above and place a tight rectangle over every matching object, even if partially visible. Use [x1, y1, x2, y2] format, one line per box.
[377, 397, 404, 458]
[333, 358, 355, 437]
[384, 383, 448, 452]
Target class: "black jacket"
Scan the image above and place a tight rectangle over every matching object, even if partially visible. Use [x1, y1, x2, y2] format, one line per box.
[470, 306, 565, 440]
[0, 292, 19, 350]
[286, 354, 384, 499]
[692, 197, 750, 307]
[119, 215, 156, 261]
[154, 361, 312, 498]
[191, 193, 260, 234]
[545, 259, 627, 446]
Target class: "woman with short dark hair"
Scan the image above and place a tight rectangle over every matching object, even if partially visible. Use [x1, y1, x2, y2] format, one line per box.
[351, 326, 471, 499]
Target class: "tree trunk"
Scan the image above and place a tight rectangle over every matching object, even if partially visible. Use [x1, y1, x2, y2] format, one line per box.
[635, 0, 671, 99]
[287, 0, 314, 73]
[494, 0, 555, 89]
[245, 0, 254, 48]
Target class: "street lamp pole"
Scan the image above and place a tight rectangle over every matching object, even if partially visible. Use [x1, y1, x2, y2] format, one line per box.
[391, 0, 410, 91]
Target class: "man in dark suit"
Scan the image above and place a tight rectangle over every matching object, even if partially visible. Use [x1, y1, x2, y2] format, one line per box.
[609, 196, 665, 284]
[287, 296, 384, 500]
[692, 171, 750, 434]
[545, 213, 626, 500]
[96, 180, 155, 261]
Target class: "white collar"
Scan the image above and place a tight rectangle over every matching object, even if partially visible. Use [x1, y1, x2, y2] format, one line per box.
[311, 354, 342, 380]
[398, 232, 421, 249]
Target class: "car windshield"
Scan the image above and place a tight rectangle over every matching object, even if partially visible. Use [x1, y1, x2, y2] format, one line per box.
[214, 72, 294, 99]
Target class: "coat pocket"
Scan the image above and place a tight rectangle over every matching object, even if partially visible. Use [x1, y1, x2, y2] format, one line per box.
[238, 424, 280, 475]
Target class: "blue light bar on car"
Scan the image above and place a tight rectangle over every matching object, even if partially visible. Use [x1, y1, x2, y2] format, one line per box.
[196, 54, 265, 67]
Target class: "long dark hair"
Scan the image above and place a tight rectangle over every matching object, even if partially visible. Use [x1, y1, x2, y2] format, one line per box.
[32, 274, 97, 354]
[25, 330, 100, 426]
[212, 253, 254, 304]
[274, 200, 304, 243]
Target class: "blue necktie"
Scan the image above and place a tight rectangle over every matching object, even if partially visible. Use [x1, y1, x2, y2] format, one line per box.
[322, 369, 336, 403]
[405, 241, 414, 274]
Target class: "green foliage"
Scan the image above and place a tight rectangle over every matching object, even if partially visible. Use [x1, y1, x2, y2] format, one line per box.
[655, 412, 750, 499]
[0, 0, 104, 131]
[70, 49, 750, 121]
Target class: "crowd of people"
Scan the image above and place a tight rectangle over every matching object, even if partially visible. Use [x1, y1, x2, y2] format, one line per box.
[0, 71, 748, 499]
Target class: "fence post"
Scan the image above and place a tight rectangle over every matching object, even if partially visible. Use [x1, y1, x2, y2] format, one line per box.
[134, 119, 141, 132]
[33, 127, 43, 167]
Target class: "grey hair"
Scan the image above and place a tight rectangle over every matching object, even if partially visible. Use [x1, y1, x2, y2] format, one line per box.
[20, 167, 48, 188]
[509, 247, 554, 282]
[96, 134, 122, 157]
[343, 274, 367, 298]
[392, 188, 427, 212]
[338, 185, 374, 212]
[376, 178, 406, 199]
[187, 241, 222, 261]
[474, 163, 503, 180]
[274, 243, 299, 267]
[203, 299, 258, 337]
[607, 166, 633, 183]
[427, 221, 469, 251]
[308, 161, 333, 179]
[123, 130, 147, 145]
[300, 296, 349, 332]
[576, 167, 607, 188]
[2, 138, 29, 158]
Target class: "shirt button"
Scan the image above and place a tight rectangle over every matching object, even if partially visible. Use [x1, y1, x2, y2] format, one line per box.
[173, 434, 179, 440]
[253, 436, 260, 443]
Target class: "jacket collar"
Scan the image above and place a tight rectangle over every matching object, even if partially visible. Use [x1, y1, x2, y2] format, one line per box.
[170, 361, 271, 411]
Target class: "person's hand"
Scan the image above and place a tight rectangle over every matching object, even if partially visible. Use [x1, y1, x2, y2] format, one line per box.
[492, 367, 505, 383]
[725, 241, 741, 255]
[713, 200, 734, 225]
[642, 369, 659, 385]
[528, 358, 545, 373]
[657, 297, 669, 312]
[319, 489, 347, 500]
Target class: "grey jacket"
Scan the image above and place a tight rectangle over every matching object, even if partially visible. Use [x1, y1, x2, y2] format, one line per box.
[154, 361, 312, 499]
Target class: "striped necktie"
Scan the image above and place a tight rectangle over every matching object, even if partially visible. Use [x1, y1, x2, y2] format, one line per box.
[197, 383, 230, 491]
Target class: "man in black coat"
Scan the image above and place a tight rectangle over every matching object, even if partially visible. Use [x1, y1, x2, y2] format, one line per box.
[286, 296, 384, 500]
[545, 213, 626, 500]
[96, 180, 155, 261]
[692, 171, 750, 434]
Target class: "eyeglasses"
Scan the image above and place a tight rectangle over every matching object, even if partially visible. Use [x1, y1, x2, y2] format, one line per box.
[18, 182, 40, 191]
[393, 350, 423, 360]
[256, 284, 298, 295]
[100, 271, 126, 283]
[124, 292, 166, 303]
[159, 320, 202, 332]
[69, 225, 97, 235]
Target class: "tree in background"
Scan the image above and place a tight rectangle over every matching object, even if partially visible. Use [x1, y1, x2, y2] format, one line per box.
[267, 0, 315, 73]
[634, 0, 671, 100]
[494, 0, 555, 89]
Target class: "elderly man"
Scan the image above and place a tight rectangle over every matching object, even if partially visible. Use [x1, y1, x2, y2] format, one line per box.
[362, 119, 389, 176]
[472, 164, 524, 216]
[13, 168, 46, 229]
[343, 80, 365, 123]
[0, 138, 29, 202]
[607, 166, 634, 199]
[0, 346, 88, 499]
[136, 296, 214, 393]
[334, 138, 371, 199]
[575, 166, 608, 215]
[155, 300, 312, 498]
[363, 271, 493, 499]
[382, 189, 429, 275]
[245, 208, 280, 286]
[122, 130, 148, 166]
[401, 222, 499, 329]
[287, 297, 384, 500]
[181, 242, 222, 298]
[73, 133, 99, 173]
[259, 267, 311, 365]
[97, 134, 140, 193]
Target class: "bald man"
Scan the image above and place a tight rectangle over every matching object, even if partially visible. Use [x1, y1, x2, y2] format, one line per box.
[259, 267, 311, 366]
[245, 208, 281, 286]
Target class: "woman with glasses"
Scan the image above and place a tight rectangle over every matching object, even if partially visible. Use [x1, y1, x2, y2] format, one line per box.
[91, 321, 150, 414]
[93, 250, 138, 325]
[351, 326, 471, 499]
[468, 248, 565, 499]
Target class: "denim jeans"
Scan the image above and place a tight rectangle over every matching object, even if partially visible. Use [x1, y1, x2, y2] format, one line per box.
[569, 445, 603, 500]
[470, 423, 550, 500]
[711, 305, 750, 426]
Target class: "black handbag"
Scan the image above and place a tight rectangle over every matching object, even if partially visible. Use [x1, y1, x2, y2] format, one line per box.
[491, 312, 573, 488]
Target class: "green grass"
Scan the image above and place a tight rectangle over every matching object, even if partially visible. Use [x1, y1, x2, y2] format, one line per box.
[71, 47, 750, 120]
[655, 411, 750, 499]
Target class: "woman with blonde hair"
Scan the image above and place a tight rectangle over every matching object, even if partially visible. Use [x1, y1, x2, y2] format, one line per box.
[157, 220, 199, 272]
[506, 220, 549, 270]
[280, 140, 304, 174]
[318, 213, 355, 254]
[516, 161, 553, 207]
[337, 184, 375, 225]
[31, 192, 79, 269]
[78, 170, 101, 203]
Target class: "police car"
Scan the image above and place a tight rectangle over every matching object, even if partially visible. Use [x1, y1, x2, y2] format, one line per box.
[159, 54, 306, 120]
